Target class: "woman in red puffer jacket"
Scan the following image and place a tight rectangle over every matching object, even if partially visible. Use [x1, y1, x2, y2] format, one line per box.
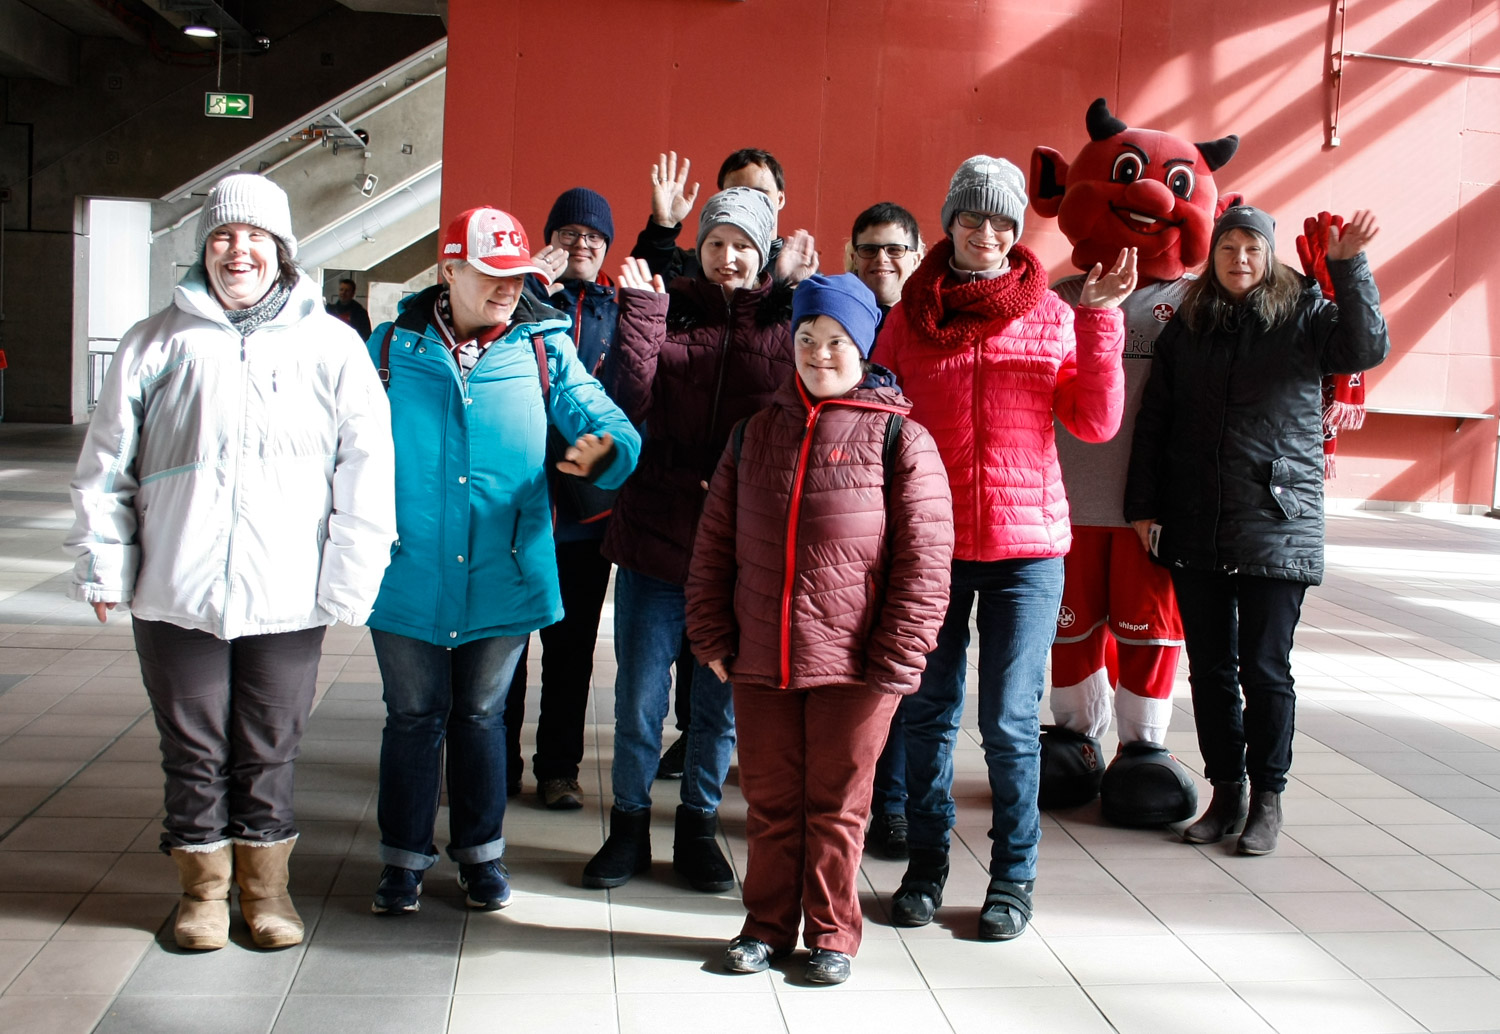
[687, 273, 953, 986]
[876, 155, 1135, 943]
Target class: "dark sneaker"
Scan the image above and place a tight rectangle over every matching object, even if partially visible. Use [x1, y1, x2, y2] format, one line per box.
[804, 948, 852, 984]
[458, 861, 512, 911]
[371, 865, 423, 915]
[538, 777, 584, 811]
[868, 811, 909, 859]
[656, 735, 687, 780]
[722, 935, 788, 973]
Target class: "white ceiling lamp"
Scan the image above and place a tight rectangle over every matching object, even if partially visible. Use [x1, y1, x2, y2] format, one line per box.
[183, 24, 219, 38]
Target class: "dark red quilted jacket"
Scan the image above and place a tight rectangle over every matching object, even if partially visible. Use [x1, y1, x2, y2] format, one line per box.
[686, 375, 954, 694]
[603, 275, 795, 585]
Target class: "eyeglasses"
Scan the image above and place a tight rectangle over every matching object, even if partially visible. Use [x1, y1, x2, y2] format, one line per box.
[556, 229, 607, 248]
[853, 242, 917, 260]
[954, 211, 1014, 232]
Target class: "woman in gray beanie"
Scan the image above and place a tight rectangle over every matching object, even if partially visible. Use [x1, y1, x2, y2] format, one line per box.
[878, 154, 1136, 942]
[67, 173, 396, 951]
[582, 187, 799, 894]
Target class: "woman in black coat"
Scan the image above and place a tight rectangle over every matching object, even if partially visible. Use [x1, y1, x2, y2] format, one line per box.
[1124, 206, 1388, 856]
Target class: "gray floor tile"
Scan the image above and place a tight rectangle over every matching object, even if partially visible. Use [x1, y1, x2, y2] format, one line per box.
[290, 940, 459, 995]
[272, 995, 451, 1033]
[94, 995, 282, 1034]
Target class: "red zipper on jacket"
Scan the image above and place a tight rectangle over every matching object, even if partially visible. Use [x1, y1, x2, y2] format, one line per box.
[777, 378, 904, 687]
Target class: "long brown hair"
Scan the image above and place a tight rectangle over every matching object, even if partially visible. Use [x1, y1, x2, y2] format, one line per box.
[1181, 229, 1303, 334]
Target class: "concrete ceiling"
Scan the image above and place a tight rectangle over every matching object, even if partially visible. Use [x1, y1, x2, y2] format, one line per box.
[0, 0, 444, 84]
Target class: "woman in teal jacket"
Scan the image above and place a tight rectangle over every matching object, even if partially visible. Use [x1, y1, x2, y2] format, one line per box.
[365, 207, 639, 916]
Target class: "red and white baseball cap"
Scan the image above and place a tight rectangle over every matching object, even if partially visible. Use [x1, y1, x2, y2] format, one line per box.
[440, 207, 549, 282]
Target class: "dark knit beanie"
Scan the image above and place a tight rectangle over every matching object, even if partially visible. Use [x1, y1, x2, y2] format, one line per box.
[940, 155, 1027, 241]
[1212, 205, 1277, 252]
[543, 187, 614, 246]
[696, 188, 776, 273]
[792, 273, 882, 358]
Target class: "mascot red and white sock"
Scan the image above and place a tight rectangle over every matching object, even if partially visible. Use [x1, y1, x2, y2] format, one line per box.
[1029, 99, 1239, 819]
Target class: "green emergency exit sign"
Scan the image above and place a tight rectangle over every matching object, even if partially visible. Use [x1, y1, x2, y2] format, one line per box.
[205, 92, 253, 119]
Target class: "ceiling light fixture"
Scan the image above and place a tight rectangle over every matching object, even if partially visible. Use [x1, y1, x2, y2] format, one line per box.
[183, 24, 219, 38]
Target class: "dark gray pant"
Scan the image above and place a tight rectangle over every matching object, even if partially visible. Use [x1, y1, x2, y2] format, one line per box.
[132, 618, 325, 851]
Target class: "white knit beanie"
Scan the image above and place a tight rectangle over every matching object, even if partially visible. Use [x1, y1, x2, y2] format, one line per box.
[195, 173, 298, 259]
[940, 155, 1027, 241]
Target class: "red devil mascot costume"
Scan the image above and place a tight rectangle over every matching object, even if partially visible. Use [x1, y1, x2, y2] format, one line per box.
[1030, 99, 1240, 823]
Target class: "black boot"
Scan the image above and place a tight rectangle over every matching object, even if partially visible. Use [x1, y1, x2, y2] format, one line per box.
[672, 805, 735, 892]
[977, 878, 1034, 941]
[1181, 781, 1248, 845]
[582, 806, 652, 889]
[868, 811, 909, 860]
[890, 846, 949, 927]
[1236, 790, 1283, 856]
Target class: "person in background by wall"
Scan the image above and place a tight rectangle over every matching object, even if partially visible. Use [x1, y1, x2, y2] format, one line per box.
[844, 200, 924, 859]
[502, 186, 627, 811]
[366, 207, 639, 916]
[328, 277, 373, 340]
[67, 173, 397, 952]
[847, 201, 924, 332]
[687, 273, 953, 985]
[1125, 206, 1389, 856]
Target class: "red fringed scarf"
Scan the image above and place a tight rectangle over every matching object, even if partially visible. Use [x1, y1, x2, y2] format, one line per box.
[1296, 212, 1368, 478]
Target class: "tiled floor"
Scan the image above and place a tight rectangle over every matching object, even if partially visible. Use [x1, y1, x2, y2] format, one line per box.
[3, 422, 1500, 1033]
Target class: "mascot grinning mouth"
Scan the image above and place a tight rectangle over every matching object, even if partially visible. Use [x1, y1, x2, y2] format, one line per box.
[1109, 204, 1182, 236]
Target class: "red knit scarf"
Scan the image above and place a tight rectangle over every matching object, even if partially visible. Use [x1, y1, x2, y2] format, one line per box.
[900, 239, 1050, 348]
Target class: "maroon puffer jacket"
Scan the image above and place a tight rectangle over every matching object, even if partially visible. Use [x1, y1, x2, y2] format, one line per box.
[603, 275, 795, 585]
[686, 374, 954, 695]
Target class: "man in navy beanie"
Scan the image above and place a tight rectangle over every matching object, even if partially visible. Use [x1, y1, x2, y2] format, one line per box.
[503, 186, 628, 811]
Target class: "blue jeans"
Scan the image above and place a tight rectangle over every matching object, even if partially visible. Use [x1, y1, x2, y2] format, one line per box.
[871, 709, 907, 815]
[372, 630, 527, 870]
[611, 567, 735, 815]
[899, 557, 1064, 882]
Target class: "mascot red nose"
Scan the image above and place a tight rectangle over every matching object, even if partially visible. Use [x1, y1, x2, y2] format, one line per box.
[1031, 98, 1239, 285]
[1032, 99, 1239, 826]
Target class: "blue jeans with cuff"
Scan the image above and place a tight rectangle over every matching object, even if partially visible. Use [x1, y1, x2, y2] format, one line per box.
[373, 629, 527, 870]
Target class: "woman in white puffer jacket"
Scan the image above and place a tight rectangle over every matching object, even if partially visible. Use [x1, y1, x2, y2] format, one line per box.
[67, 173, 396, 953]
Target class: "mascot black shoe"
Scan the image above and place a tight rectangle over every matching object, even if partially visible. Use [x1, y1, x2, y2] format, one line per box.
[1099, 741, 1198, 827]
[1038, 725, 1105, 810]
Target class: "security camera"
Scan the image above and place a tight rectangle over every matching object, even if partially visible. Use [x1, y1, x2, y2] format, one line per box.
[255, 35, 271, 50]
[355, 173, 377, 197]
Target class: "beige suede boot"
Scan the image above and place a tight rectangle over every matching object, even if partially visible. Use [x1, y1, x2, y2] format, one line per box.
[170, 842, 232, 950]
[233, 838, 304, 949]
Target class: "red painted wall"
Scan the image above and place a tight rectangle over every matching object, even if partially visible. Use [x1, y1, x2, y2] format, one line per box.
[443, 0, 1500, 507]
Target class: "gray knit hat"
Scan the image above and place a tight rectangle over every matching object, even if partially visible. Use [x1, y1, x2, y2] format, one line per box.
[940, 155, 1027, 241]
[696, 187, 776, 272]
[195, 173, 297, 259]
[1211, 205, 1277, 252]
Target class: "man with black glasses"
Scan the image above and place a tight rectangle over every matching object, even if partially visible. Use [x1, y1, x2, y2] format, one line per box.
[845, 201, 926, 859]
[848, 202, 923, 331]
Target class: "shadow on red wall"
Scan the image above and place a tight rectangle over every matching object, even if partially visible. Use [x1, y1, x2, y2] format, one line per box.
[441, 0, 1498, 506]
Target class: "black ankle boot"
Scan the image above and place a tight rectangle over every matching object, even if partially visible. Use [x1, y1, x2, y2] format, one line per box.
[1181, 781, 1248, 845]
[977, 878, 1034, 941]
[672, 805, 735, 892]
[890, 846, 949, 927]
[582, 806, 652, 888]
[1237, 790, 1283, 856]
